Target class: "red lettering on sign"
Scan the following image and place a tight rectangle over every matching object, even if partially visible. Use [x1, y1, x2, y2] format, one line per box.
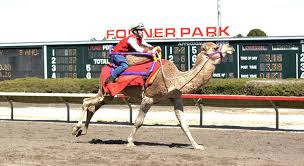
[154, 28, 163, 38]
[192, 27, 203, 37]
[105, 26, 231, 39]
[116, 29, 127, 38]
[106, 30, 115, 39]
[181, 28, 191, 37]
[165, 28, 176, 37]
[220, 26, 230, 36]
[144, 29, 153, 38]
[206, 27, 217, 36]
[88, 45, 102, 51]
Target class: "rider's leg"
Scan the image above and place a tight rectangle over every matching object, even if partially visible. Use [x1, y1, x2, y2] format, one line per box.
[112, 62, 128, 78]
[112, 55, 128, 78]
[106, 55, 129, 83]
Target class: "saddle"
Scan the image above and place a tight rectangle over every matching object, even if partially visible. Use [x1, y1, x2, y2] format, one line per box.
[100, 47, 166, 96]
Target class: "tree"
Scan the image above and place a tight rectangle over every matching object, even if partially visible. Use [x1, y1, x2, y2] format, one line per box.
[235, 34, 244, 38]
[247, 29, 267, 37]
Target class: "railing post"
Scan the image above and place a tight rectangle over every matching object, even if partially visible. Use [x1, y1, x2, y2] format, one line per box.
[66, 101, 70, 122]
[270, 100, 279, 130]
[122, 98, 132, 124]
[59, 97, 70, 122]
[2, 96, 14, 120]
[194, 98, 203, 127]
[8, 100, 14, 120]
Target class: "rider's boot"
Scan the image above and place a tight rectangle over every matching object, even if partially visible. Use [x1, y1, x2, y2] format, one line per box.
[105, 76, 116, 84]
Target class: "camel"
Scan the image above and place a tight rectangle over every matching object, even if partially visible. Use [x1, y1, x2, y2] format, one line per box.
[72, 42, 235, 150]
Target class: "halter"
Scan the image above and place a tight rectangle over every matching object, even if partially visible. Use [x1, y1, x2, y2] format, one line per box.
[108, 46, 153, 58]
[204, 43, 223, 60]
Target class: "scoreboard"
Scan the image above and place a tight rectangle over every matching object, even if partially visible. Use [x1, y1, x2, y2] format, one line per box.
[47, 44, 112, 79]
[47, 46, 78, 78]
[0, 47, 43, 80]
[45, 41, 238, 79]
[299, 42, 304, 79]
[86, 44, 111, 79]
[0, 37, 304, 80]
[238, 42, 299, 79]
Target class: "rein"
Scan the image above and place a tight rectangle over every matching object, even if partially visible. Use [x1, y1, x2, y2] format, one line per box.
[158, 52, 209, 80]
[159, 43, 224, 81]
[107, 46, 159, 77]
[108, 46, 155, 66]
[108, 46, 153, 57]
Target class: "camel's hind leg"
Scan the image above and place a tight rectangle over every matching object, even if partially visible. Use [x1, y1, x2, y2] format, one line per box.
[127, 96, 153, 147]
[72, 95, 106, 137]
[171, 98, 205, 150]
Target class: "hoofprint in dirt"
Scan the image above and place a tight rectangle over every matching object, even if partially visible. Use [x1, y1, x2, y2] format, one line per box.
[1, 121, 304, 166]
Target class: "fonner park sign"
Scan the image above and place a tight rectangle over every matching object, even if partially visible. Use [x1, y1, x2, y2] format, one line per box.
[106, 26, 230, 39]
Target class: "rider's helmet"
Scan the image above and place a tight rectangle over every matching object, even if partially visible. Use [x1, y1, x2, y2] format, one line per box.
[131, 23, 145, 31]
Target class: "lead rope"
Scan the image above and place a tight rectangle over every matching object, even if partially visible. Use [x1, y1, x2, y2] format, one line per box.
[158, 53, 209, 80]
[157, 53, 209, 92]
[158, 43, 223, 80]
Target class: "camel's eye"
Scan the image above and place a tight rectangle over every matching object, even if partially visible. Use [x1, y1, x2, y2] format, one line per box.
[214, 45, 219, 50]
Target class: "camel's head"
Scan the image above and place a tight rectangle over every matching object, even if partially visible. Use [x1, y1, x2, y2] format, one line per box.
[200, 42, 235, 64]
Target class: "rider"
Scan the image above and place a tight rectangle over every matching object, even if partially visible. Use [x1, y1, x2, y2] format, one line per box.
[105, 23, 157, 84]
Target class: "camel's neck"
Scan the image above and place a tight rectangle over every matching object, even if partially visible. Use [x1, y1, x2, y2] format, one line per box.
[171, 54, 217, 94]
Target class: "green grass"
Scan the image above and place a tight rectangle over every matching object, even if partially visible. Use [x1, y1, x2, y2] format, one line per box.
[1, 77, 304, 96]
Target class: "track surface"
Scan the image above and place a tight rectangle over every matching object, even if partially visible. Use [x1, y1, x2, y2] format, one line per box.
[1, 121, 304, 166]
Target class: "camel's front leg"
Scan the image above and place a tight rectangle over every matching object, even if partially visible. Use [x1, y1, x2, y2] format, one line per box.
[171, 98, 205, 150]
[72, 95, 105, 137]
[127, 96, 153, 147]
[72, 105, 87, 136]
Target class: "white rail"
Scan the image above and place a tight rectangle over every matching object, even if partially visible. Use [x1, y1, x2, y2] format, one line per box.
[1, 92, 303, 130]
[0, 92, 133, 123]
[0, 92, 96, 98]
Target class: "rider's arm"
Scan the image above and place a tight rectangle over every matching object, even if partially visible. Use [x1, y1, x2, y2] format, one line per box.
[128, 37, 147, 53]
[141, 38, 154, 49]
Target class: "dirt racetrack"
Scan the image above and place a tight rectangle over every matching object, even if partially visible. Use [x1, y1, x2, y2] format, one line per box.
[1, 121, 304, 166]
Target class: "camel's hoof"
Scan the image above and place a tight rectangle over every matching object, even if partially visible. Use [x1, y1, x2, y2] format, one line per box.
[127, 143, 136, 147]
[194, 145, 206, 150]
[72, 126, 83, 137]
[75, 129, 83, 137]
[72, 126, 81, 135]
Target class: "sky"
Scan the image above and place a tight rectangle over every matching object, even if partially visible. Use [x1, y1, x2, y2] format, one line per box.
[0, 0, 303, 43]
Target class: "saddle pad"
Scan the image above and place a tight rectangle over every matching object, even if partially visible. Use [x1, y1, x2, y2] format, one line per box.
[100, 59, 167, 96]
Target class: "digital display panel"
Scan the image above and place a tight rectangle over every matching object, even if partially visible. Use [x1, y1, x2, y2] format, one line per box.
[240, 43, 298, 79]
[0, 48, 43, 80]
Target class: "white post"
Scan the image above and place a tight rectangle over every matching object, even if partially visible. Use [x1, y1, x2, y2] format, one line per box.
[217, 0, 221, 37]
[43, 45, 48, 79]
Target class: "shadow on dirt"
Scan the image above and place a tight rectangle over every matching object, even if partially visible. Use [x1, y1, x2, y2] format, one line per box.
[93, 120, 304, 132]
[192, 124, 304, 132]
[87, 139, 191, 148]
[2, 119, 304, 132]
